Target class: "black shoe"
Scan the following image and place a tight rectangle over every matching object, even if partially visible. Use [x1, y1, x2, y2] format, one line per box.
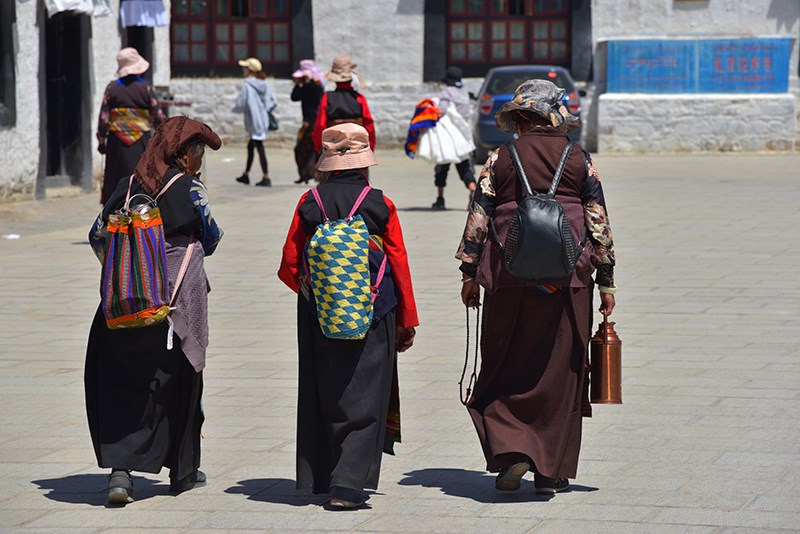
[107, 469, 133, 504]
[255, 178, 272, 187]
[236, 175, 250, 185]
[495, 460, 530, 491]
[431, 197, 445, 210]
[534, 473, 569, 495]
[294, 177, 309, 184]
[169, 470, 207, 493]
[327, 486, 367, 510]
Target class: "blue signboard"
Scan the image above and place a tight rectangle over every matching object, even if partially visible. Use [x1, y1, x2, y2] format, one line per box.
[607, 38, 792, 94]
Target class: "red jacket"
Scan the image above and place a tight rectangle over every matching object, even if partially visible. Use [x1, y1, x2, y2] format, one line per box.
[278, 173, 418, 329]
[311, 83, 376, 151]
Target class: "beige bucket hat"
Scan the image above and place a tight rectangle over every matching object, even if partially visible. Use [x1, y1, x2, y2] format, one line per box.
[325, 55, 357, 83]
[316, 123, 377, 172]
[116, 47, 150, 77]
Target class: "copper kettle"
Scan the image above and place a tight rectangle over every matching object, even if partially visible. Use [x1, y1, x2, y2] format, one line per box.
[590, 315, 622, 404]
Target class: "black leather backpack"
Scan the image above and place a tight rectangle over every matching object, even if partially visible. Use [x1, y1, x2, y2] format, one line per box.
[500, 141, 582, 281]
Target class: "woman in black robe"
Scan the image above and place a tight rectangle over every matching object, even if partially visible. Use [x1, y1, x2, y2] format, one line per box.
[279, 123, 418, 509]
[86, 116, 223, 504]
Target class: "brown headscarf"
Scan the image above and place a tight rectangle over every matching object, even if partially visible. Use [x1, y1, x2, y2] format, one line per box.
[133, 115, 222, 196]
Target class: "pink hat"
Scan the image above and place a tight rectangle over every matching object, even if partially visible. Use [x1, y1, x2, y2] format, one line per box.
[116, 47, 150, 77]
[316, 123, 377, 172]
[292, 59, 323, 84]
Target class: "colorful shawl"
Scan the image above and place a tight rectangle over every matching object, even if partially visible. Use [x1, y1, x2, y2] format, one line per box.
[404, 98, 442, 159]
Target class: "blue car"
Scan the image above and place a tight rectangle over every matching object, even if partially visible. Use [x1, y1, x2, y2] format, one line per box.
[472, 65, 584, 162]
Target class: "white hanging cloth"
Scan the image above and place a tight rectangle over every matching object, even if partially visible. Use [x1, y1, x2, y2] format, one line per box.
[44, 0, 113, 17]
[119, 0, 168, 27]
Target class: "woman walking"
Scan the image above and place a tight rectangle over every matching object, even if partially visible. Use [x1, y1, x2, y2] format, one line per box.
[86, 116, 224, 504]
[290, 59, 325, 184]
[279, 123, 418, 509]
[311, 56, 375, 153]
[96, 47, 164, 204]
[233, 57, 278, 187]
[431, 66, 476, 210]
[456, 80, 617, 495]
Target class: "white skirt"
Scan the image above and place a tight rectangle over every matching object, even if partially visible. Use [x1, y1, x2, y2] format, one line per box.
[416, 106, 476, 165]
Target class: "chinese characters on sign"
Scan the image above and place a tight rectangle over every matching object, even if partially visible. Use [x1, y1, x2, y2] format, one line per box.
[607, 38, 791, 94]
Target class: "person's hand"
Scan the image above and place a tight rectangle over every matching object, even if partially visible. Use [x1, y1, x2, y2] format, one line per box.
[461, 279, 480, 308]
[599, 292, 615, 317]
[396, 326, 416, 353]
[97, 143, 106, 155]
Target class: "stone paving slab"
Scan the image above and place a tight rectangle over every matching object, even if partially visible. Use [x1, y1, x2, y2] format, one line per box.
[1, 147, 800, 532]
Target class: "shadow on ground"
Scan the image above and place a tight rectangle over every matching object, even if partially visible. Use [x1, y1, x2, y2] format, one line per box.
[32, 473, 166, 507]
[398, 468, 598, 503]
[225, 478, 328, 507]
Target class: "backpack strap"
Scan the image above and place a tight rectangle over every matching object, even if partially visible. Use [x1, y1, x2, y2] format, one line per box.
[347, 186, 373, 219]
[155, 172, 187, 201]
[548, 142, 575, 196]
[505, 143, 534, 197]
[505, 142, 574, 198]
[310, 187, 329, 222]
[310, 185, 373, 222]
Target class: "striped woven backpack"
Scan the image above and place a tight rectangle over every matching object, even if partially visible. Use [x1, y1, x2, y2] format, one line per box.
[305, 186, 386, 340]
[100, 174, 193, 345]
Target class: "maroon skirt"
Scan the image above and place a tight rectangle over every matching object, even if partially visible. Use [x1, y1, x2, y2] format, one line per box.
[467, 285, 591, 479]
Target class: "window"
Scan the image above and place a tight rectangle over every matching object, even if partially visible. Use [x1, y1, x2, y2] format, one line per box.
[446, 0, 570, 76]
[0, 1, 16, 127]
[171, 0, 292, 76]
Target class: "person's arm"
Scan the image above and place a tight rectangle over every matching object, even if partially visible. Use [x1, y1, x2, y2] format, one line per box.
[278, 193, 310, 293]
[189, 176, 223, 256]
[290, 83, 303, 102]
[581, 151, 617, 315]
[311, 93, 329, 151]
[96, 84, 111, 154]
[382, 196, 419, 329]
[147, 83, 165, 126]
[456, 149, 500, 307]
[232, 83, 247, 113]
[88, 211, 107, 263]
[357, 93, 376, 150]
[264, 82, 278, 112]
[382, 196, 418, 352]
[438, 87, 451, 116]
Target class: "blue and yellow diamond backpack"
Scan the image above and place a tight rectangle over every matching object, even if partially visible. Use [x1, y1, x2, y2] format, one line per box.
[305, 186, 387, 340]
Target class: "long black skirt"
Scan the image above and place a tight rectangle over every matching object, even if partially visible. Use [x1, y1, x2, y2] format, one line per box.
[84, 306, 203, 481]
[295, 294, 396, 495]
[101, 132, 151, 204]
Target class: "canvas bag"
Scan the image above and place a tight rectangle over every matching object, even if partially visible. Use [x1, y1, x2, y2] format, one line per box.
[499, 142, 582, 281]
[101, 174, 194, 347]
[305, 186, 387, 340]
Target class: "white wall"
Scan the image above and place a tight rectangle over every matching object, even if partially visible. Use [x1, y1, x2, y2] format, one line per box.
[588, 0, 800, 152]
[0, 3, 40, 200]
[312, 0, 425, 85]
[598, 93, 796, 153]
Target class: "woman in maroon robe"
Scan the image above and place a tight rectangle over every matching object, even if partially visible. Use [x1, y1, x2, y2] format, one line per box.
[456, 79, 617, 495]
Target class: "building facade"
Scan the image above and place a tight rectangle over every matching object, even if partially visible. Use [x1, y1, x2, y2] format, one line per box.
[1, 0, 798, 200]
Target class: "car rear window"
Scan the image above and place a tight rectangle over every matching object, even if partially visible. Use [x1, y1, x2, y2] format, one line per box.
[487, 71, 569, 95]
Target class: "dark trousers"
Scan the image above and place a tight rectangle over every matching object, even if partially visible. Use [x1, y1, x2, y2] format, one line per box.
[434, 157, 475, 188]
[246, 139, 268, 174]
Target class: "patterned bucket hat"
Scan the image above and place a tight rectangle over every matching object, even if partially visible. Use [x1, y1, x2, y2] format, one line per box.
[495, 79, 580, 134]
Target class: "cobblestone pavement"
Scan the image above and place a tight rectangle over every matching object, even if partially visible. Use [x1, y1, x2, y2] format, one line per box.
[1, 146, 799, 533]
